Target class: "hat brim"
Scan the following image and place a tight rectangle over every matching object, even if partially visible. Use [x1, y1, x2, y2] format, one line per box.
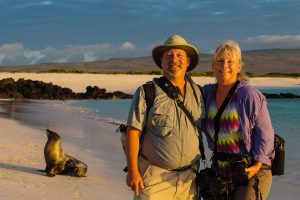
[152, 44, 199, 72]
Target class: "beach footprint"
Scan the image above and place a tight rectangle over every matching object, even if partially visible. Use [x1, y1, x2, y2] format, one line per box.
[73, 191, 83, 198]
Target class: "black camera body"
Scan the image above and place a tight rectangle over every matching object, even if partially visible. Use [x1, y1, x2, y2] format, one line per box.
[197, 155, 251, 200]
[116, 124, 128, 134]
[214, 153, 251, 187]
[197, 168, 235, 200]
[232, 160, 249, 186]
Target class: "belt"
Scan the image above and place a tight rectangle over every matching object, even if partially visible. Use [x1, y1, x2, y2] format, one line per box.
[140, 153, 197, 172]
[169, 163, 194, 172]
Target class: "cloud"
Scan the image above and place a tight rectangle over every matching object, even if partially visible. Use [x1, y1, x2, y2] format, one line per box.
[35, 43, 114, 64]
[84, 52, 97, 62]
[0, 42, 142, 66]
[0, 54, 6, 64]
[214, 11, 224, 15]
[245, 35, 300, 49]
[23, 51, 46, 64]
[15, 1, 53, 8]
[42, 1, 52, 5]
[119, 42, 135, 51]
[0, 43, 46, 65]
[0, 43, 25, 54]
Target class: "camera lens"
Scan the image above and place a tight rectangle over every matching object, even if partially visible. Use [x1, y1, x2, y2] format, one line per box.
[232, 162, 249, 186]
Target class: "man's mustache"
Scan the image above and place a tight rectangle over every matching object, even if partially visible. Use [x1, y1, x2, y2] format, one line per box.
[167, 62, 181, 68]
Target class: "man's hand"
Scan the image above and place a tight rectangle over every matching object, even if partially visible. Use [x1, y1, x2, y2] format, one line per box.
[125, 126, 144, 195]
[126, 170, 144, 196]
[245, 161, 262, 179]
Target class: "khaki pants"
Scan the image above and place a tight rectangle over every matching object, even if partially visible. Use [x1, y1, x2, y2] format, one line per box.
[135, 157, 198, 200]
[233, 169, 272, 200]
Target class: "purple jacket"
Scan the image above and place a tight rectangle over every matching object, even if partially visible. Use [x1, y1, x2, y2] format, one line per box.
[203, 80, 275, 166]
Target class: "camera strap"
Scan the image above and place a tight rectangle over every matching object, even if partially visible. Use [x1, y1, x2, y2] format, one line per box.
[155, 76, 206, 161]
[186, 75, 207, 162]
[155, 76, 197, 127]
[213, 81, 240, 167]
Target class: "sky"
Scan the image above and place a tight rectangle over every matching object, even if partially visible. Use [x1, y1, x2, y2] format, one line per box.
[0, 0, 299, 66]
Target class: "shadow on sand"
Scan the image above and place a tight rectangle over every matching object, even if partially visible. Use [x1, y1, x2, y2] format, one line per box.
[0, 163, 45, 176]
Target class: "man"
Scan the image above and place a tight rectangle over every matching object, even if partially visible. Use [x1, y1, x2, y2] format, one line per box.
[125, 35, 204, 200]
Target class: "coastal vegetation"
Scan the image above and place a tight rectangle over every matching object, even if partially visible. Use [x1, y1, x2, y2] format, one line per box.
[7, 68, 299, 78]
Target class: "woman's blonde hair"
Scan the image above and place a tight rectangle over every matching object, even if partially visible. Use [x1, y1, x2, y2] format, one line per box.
[213, 40, 248, 81]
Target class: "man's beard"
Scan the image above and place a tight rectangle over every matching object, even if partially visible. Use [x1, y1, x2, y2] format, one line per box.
[166, 63, 183, 78]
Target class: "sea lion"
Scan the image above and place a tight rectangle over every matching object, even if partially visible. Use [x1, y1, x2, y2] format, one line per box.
[44, 129, 88, 177]
[44, 129, 66, 177]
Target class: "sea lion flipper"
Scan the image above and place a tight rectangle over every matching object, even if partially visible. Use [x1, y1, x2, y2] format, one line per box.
[47, 166, 56, 177]
[63, 155, 88, 177]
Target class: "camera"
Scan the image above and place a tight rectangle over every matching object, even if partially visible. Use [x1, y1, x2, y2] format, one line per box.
[197, 168, 234, 200]
[116, 124, 128, 134]
[232, 160, 249, 186]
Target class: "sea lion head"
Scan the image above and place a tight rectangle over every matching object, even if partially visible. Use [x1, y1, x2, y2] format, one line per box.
[46, 129, 61, 141]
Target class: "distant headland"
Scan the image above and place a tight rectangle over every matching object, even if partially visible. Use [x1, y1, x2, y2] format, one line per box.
[0, 49, 299, 77]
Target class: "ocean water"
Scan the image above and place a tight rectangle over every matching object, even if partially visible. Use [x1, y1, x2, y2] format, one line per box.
[66, 99, 131, 124]
[65, 87, 300, 125]
[258, 87, 300, 95]
[65, 87, 300, 187]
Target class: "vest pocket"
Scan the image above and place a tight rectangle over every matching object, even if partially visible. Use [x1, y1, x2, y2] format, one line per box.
[150, 111, 172, 137]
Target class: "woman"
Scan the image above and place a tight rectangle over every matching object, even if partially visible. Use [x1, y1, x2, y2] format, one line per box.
[203, 40, 274, 200]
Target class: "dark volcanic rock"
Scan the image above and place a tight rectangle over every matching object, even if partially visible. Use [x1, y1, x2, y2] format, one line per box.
[105, 91, 133, 99]
[0, 78, 77, 100]
[78, 86, 132, 99]
[81, 86, 107, 99]
[0, 78, 132, 100]
[263, 93, 300, 99]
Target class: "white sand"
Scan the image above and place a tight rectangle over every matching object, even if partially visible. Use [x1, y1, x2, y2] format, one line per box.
[0, 73, 299, 94]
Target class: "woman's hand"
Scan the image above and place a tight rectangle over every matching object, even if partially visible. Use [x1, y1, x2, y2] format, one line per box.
[245, 161, 262, 179]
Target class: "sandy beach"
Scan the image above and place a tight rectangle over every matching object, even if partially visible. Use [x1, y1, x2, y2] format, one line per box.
[0, 73, 299, 199]
[0, 73, 299, 94]
[0, 100, 132, 200]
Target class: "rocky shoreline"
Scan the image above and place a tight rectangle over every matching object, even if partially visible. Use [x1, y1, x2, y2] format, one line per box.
[0, 78, 132, 100]
[262, 93, 300, 99]
[0, 78, 299, 100]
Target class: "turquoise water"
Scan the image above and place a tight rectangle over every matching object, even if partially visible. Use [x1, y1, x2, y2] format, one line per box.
[257, 87, 300, 95]
[66, 87, 300, 126]
[66, 99, 131, 123]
